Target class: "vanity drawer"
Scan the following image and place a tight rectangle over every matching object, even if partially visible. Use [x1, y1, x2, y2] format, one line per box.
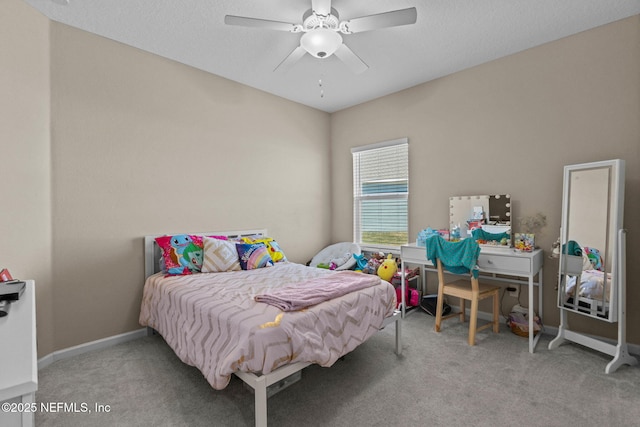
[478, 254, 530, 274]
[401, 245, 430, 264]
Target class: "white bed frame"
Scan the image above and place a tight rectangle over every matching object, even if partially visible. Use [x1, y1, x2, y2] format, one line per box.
[143, 229, 402, 427]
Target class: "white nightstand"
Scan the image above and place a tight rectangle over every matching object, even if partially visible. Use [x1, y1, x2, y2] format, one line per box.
[0, 280, 37, 427]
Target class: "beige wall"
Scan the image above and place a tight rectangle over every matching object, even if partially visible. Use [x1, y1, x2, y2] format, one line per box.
[1, 0, 55, 356]
[47, 24, 331, 350]
[331, 15, 640, 343]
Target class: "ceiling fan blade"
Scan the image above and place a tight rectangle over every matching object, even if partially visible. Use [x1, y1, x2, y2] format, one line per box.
[274, 46, 307, 73]
[342, 7, 417, 34]
[224, 15, 297, 32]
[333, 44, 368, 74]
[311, 0, 332, 16]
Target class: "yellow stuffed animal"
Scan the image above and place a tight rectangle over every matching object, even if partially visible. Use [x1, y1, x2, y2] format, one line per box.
[377, 254, 398, 282]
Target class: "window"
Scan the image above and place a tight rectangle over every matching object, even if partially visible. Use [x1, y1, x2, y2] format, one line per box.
[352, 138, 408, 248]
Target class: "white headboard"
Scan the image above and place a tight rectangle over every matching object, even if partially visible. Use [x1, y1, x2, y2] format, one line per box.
[144, 229, 268, 279]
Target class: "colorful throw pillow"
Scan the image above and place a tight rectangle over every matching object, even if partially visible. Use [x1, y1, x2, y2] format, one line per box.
[201, 237, 241, 273]
[241, 237, 287, 263]
[236, 243, 274, 270]
[155, 234, 204, 276]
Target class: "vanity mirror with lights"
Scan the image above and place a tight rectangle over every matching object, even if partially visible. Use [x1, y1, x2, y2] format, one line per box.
[548, 159, 637, 373]
[449, 194, 512, 246]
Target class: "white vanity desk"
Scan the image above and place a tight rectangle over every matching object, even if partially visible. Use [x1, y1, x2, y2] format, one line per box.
[400, 244, 544, 353]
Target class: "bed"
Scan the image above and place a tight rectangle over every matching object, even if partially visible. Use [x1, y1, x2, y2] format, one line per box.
[139, 229, 401, 427]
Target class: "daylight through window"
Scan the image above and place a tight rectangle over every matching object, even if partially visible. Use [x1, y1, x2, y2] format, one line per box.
[352, 138, 408, 247]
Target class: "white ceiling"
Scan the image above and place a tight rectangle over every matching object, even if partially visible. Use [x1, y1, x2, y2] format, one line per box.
[24, 0, 640, 113]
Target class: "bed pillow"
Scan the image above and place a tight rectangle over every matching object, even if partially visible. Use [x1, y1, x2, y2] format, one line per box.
[202, 236, 241, 273]
[241, 237, 287, 263]
[155, 234, 204, 275]
[236, 243, 274, 270]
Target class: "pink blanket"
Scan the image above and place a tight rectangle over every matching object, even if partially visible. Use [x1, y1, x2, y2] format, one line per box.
[255, 271, 382, 311]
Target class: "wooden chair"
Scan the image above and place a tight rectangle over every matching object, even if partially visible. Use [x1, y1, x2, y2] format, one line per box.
[434, 258, 501, 346]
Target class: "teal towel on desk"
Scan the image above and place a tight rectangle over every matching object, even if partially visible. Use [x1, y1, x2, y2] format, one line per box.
[471, 228, 509, 242]
[426, 235, 480, 278]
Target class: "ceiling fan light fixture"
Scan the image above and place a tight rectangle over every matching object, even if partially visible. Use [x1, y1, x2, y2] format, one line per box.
[300, 28, 342, 58]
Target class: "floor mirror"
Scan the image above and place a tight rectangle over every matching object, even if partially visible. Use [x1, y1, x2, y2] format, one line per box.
[548, 159, 637, 373]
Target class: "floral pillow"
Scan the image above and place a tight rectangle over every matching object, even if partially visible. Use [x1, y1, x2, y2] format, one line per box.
[155, 234, 204, 276]
[201, 237, 241, 273]
[241, 237, 287, 263]
[236, 243, 274, 270]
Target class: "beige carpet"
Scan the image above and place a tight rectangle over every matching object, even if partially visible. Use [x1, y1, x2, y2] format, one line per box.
[36, 311, 640, 426]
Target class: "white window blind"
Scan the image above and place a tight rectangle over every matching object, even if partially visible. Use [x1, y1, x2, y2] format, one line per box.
[352, 138, 408, 247]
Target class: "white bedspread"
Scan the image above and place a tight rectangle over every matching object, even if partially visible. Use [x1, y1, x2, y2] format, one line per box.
[139, 262, 396, 390]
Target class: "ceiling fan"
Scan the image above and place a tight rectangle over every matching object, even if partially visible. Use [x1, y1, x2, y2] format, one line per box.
[224, 0, 417, 74]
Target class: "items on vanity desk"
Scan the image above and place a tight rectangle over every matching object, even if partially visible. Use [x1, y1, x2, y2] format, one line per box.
[416, 227, 466, 246]
[400, 243, 543, 353]
[515, 212, 547, 252]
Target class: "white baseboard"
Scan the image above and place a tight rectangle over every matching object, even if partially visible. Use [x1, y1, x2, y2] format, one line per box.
[473, 309, 640, 356]
[38, 328, 148, 370]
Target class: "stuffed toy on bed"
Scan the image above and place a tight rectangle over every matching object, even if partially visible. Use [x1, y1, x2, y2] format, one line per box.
[309, 242, 360, 271]
[353, 253, 368, 271]
[329, 252, 352, 270]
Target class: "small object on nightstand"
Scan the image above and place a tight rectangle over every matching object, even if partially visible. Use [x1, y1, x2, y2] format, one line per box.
[0, 280, 26, 302]
[0, 268, 13, 282]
